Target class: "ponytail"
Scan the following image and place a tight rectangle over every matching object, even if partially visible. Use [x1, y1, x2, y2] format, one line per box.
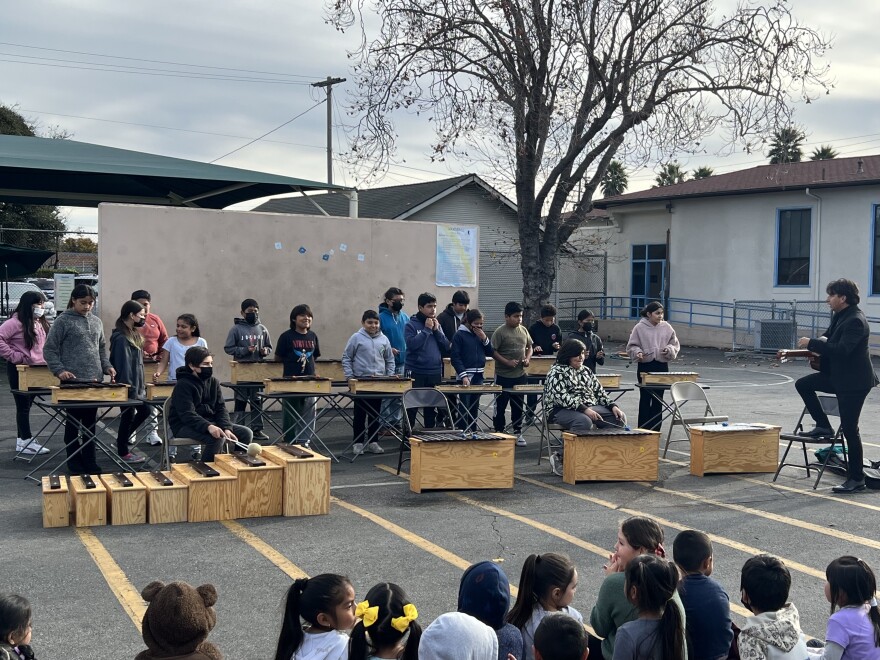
[274, 574, 353, 660]
[507, 553, 576, 629]
[507, 554, 539, 628]
[625, 555, 684, 660]
[275, 578, 309, 660]
[349, 583, 422, 660]
[659, 589, 685, 660]
[826, 556, 880, 647]
[114, 300, 145, 349]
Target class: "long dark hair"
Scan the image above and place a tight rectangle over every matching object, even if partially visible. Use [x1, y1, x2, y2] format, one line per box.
[556, 338, 586, 365]
[177, 313, 201, 338]
[349, 583, 421, 660]
[621, 516, 666, 557]
[114, 300, 145, 349]
[67, 283, 97, 309]
[0, 593, 32, 645]
[507, 553, 576, 628]
[14, 290, 49, 350]
[827, 556, 880, 646]
[274, 574, 353, 660]
[625, 555, 685, 660]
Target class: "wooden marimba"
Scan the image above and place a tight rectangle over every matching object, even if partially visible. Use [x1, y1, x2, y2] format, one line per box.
[640, 372, 699, 385]
[595, 374, 621, 388]
[409, 431, 516, 493]
[145, 382, 175, 400]
[561, 429, 660, 483]
[229, 360, 283, 384]
[50, 382, 129, 404]
[527, 356, 555, 376]
[348, 376, 413, 393]
[689, 423, 780, 476]
[443, 357, 495, 380]
[315, 359, 346, 382]
[435, 384, 502, 393]
[16, 364, 59, 390]
[263, 376, 333, 395]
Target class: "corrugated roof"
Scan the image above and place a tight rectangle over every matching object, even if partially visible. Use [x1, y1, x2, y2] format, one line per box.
[594, 154, 880, 209]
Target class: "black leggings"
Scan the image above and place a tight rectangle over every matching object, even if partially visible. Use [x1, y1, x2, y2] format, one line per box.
[117, 403, 152, 456]
[6, 361, 34, 439]
[637, 360, 667, 431]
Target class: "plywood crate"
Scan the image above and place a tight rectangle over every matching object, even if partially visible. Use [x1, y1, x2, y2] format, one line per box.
[315, 359, 345, 382]
[263, 377, 332, 395]
[527, 356, 555, 376]
[41, 475, 70, 528]
[595, 374, 621, 388]
[689, 424, 780, 476]
[171, 463, 238, 522]
[51, 384, 129, 403]
[145, 383, 175, 400]
[640, 372, 699, 385]
[436, 384, 502, 393]
[261, 445, 330, 516]
[229, 360, 283, 383]
[348, 378, 412, 394]
[18, 364, 59, 390]
[98, 473, 147, 525]
[140, 470, 188, 524]
[444, 357, 495, 380]
[409, 434, 516, 493]
[562, 430, 660, 484]
[70, 475, 108, 527]
[215, 454, 283, 518]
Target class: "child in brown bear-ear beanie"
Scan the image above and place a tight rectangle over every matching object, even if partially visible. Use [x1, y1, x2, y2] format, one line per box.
[136, 581, 222, 660]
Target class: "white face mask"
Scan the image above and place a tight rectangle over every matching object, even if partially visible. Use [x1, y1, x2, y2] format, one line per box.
[32, 307, 45, 318]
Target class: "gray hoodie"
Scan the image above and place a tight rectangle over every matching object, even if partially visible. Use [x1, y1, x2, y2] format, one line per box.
[420, 612, 499, 660]
[44, 309, 111, 381]
[342, 328, 395, 378]
[223, 317, 272, 362]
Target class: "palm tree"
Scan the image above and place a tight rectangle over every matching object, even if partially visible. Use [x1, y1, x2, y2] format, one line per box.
[810, 145, 838, 161]
[692, 166, 714, 180]
[767, 126, 806, 164]
[655, 162, 687, 187]
[601, 160, 629, 197]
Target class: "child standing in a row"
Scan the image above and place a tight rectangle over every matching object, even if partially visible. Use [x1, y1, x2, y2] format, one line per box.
[224, 298, 271, 441]
[275, 305, 321, 445]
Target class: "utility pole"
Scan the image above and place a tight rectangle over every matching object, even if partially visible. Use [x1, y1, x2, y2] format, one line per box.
[311, 76, 346, 185]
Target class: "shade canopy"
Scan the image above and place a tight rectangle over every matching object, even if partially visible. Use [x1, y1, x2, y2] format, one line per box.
[0, 135, 345, 209]
[0, 243, 54, 278]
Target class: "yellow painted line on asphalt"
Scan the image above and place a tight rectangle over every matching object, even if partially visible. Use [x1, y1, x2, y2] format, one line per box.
[76, 528, 145, 631]
[221, 520, 308, 579]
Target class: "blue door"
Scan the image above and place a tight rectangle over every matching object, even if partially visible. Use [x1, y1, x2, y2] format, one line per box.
[631, 244, 667, 317]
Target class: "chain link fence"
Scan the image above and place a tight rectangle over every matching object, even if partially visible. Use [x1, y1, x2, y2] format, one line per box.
[732, 300, 831, 353]
[0, 227, 98, 274]
[555, 253, 607, 330]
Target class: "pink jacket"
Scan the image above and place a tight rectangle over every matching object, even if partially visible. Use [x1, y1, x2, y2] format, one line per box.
[626, 317, 680, 364]
[0, 315, 47, 365]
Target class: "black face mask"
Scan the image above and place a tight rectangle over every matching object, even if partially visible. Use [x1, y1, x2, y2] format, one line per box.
[581, 321, 595, 333]
[198, 367, 213, 380]
[244, 312, 258, 324]
[134, 318, 146, 328]
[391, 301, 404, 312]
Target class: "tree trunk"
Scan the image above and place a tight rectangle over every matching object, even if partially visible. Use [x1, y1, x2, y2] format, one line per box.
[517, 204, 557, 326]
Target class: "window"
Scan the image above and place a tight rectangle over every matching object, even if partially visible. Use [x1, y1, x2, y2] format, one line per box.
[872, 206, 880, 295]
[776, 209, 811, 286]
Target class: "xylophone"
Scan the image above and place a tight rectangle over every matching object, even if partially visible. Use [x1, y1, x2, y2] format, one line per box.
[315, 359, 346, 382]
[145, 382, 175, 400]
[594, 374, 621, 388]
[348, 376, 413, 393]
[410, 430, 505, 442]
[16, 364, 59, 390]
[640, 371, 699, 385]
[408, 430, 516, 492]
[776, 349, 820, 370]
[263, 376, 332, 394]
[561, 429, 660, 483]
[436, 384, 502, 393]
[689, 423, 780, 476]
[50, 381, 130, 403]
[443, 357, 495, 380]
[229, 359, 283, 384]
[527, 356, 556, 376]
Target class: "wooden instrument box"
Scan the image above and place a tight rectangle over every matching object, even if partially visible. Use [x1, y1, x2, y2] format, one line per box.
[641, 372, 699, 385]
[17, 364, 59, 390]
[215, 454, 283, 518]
[595, 374, 621, 388]
[229, 360, 283, 384]
[527, 356, 555, 376]
[444, 357, 495, 380]
[145, 383, 175, 400]
[262, 446, 330, 516]
[41, 475, 70, 528]
[70, 475, 108, 527]
[263, 377, 332, 395]
[51, 384, 129, 403]
[171, 463, 238, 522]
[562, 430, 660, 484]
[436, 384, 502, 393]
[409, 432, 516, 493]
[348, 378, 413, 394]
[689, 424, 780, 476]
[99, 473, 147, 525]
[315, 359, 346, 382]
[140, 471, 188, 524]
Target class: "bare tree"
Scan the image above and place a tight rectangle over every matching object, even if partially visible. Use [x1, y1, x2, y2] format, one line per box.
[326, 0, 831, 319]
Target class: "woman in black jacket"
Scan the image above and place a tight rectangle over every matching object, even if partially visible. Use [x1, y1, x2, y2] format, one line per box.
[109, 300, 150, 463]
[795, 278, 879, 493]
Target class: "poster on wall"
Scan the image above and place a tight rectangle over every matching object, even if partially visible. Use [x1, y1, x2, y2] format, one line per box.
[436, 224, 478, 287]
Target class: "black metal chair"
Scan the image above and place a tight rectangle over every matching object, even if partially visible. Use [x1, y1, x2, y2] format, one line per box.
[398, 388, 454, 474]
[774, 394, 847, 490]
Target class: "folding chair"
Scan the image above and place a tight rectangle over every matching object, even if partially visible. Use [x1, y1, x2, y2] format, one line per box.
[161, 398, 210, 471]
[774, 394, 847, 490]
[663, 381, 728, 457]
[538, 402, 564, 466]
[398, 388, 454, 474]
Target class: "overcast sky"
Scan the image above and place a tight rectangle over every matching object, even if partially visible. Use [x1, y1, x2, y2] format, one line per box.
[4, 0, 880, 234]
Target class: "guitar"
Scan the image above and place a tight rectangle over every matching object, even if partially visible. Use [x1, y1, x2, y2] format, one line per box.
[776, 349, 820, 371]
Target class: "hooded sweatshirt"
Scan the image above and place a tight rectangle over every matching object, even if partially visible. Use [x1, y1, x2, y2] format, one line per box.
[521, 604, 583, 660]
[44, 309, 111, 380]
[420, 612, 499, 660]
[404, 312, 450, 375]
[0, 314, 47, 365]
[458, 561, 524, 660]
[342, 328, 395, 379]
[378, 302, 409, 367]
[109, 329, 146, 398]
[293, 630, 349, 660]
[168, 366, 232, 435]
[451, 325, 495, 381]
[626, 317, 680, 364]
[738, 603, 810, 660]
[224, 317, 272, 362]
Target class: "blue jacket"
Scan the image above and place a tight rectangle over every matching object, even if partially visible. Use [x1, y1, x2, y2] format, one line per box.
[679, 573, 733, 660]
[404, 313, 450, 375]
[378, 303, 409, 367]
[451, 325, 494, 381]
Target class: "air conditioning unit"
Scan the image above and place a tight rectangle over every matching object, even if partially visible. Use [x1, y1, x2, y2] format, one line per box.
[755, 319, 796, 352]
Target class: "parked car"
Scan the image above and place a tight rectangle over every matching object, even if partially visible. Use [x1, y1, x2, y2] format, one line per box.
[26, 278, 55, 301]
[0, 282, 57, 323]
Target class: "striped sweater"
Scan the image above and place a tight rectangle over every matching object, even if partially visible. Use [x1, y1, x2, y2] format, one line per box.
[542, 362, 615, 413]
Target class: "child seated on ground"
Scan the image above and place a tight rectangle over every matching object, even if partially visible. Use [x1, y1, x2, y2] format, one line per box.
[458, 560, 524, 660]
[738, 554, 809, 660]
[0, 592, 37, 660]
[534, 613, 588, 660]
[672, 530, 733, 660]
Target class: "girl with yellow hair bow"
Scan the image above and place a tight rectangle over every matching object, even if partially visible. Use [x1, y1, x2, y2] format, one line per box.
[349, 583, 422, 660]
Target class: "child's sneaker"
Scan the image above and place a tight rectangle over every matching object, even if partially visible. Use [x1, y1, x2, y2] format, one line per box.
[549, 452, 563, 476]
[147, 431, 163, 446]
[516, 434, 527, 447]
[365, 442, 385, 454]
[120, 452, 146, 464]
[16, 438, 50, 455]
[352, 443, 365, 455]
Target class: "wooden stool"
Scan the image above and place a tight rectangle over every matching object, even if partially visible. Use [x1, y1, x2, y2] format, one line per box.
[409, 432, 516, 493]
[41, 475, 69, 528]
[562, 430, 660, 484]
[261, 446, 330, 516]
[100, 473, 147, 525]
[171, 463, 238, 522]
[689, 424, 780, 476]
[140, 470, 188, 524]
[70, 475, 108, 527]
[215, 454, 283, 518]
